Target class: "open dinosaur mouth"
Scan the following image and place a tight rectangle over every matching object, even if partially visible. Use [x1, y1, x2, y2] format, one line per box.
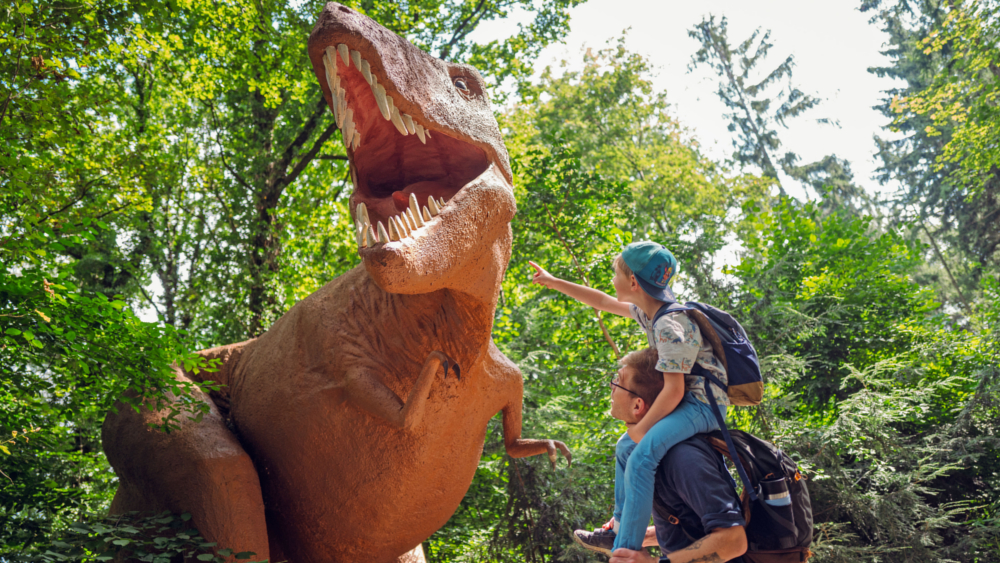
[320, 45, 491, 249]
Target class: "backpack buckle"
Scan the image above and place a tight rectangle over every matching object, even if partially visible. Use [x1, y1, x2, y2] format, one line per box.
[667, 515, 680, 525]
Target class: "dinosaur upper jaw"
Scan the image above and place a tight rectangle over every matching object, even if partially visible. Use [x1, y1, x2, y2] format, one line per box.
[308, 3, 515, 295]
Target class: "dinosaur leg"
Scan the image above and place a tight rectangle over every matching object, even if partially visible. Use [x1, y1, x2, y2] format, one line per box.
[343, 350, 458, 430]
[102, 365, 268, 561]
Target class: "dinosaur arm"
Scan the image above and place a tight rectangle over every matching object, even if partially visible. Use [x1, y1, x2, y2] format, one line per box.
[500, 381, 572, 468]
[345, 351, 457, 431]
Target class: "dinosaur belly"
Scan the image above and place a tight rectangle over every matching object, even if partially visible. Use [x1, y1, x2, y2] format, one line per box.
[228, 274, 500, 563]
[236, 369, 493, 563]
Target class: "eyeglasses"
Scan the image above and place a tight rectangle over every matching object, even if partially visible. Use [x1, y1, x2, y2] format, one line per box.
[609, 376, 640, 397]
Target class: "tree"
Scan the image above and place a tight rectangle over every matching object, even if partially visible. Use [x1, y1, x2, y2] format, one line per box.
[863, 0, 1000, 296]
[688, 15, 868, 209]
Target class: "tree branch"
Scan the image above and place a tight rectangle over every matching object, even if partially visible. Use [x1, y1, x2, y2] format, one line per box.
[542, 205, 622, 359]
[283, 120, 340, 188]
[438, 0, 489, 59]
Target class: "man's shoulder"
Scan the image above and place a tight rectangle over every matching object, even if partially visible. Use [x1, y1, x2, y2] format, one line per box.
[660, 437, 720, 477]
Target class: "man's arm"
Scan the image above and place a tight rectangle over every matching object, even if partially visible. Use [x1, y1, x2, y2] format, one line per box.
[609, 525, 747, 563]
[528, 261, 631, 317]
[627, 371, 685, 442]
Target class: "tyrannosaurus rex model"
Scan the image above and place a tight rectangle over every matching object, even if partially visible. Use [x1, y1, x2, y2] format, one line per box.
[101, 3, 571, 563]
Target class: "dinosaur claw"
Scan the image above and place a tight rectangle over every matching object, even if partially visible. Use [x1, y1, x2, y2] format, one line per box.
[547, 440, 572, 469]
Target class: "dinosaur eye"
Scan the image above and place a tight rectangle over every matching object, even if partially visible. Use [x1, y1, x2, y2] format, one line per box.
[453, 77, 469, 91]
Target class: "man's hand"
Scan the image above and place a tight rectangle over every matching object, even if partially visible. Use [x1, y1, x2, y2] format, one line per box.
[528, 261, 558, 288]
[610, 547, 658, 563]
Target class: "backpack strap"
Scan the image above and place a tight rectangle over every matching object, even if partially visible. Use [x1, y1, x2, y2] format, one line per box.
[652, 303, 757, 500]
[698, 369, 759, 502]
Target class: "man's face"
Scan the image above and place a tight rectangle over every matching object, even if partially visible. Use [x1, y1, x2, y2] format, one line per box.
[609, 365, 642, 424]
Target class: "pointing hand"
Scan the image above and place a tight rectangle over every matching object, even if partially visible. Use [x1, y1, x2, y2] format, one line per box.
[528, 261, 557, 289]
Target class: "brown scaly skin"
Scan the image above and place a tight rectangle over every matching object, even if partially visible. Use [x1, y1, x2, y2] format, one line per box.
[101, 4, 571, 563]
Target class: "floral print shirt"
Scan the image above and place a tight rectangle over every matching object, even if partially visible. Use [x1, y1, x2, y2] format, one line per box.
[629, 304, 730, 407]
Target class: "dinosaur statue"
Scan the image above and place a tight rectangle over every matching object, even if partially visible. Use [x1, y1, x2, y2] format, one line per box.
[101, 3, 571, 563]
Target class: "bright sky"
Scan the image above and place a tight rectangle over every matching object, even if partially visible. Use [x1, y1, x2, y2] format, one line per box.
[471, 0, 906, 200]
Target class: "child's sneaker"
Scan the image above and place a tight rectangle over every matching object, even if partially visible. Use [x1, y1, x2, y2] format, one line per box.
[571, 526, 616, 556]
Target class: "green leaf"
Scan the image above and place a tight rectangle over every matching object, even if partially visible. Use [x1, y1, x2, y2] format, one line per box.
[5, 328, 21, 336]
[196, 554, 215, 561]
[18, 2, 32, 13]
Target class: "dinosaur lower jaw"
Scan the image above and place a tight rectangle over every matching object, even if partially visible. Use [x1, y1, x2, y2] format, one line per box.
[358, 160, 515, 295]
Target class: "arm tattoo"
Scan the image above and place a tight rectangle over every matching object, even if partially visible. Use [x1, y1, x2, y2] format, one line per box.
[687, 554, 722, 563]
[683, 536, 707, 551]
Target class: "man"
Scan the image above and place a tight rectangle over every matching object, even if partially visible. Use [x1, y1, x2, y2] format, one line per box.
[581, 347, 748, 563]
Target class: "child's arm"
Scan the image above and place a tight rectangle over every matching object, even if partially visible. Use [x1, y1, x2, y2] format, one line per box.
[528, 261, 631, 317]
[627, 371, 685, 442]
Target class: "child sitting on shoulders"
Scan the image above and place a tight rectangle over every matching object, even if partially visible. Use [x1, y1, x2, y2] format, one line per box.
[529, 241, 730, 556]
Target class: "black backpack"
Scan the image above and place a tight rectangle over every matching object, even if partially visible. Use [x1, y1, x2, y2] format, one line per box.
[699, 430, 814, 563]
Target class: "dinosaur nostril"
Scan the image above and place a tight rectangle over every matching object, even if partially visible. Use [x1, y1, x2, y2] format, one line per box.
[337, 5, 352, 13]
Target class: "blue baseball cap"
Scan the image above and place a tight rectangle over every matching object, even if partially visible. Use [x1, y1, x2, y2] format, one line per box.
[621, 241, 678, 302]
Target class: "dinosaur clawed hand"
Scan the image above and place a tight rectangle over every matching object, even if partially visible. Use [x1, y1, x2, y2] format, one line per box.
[426, 350, 460, 381]
[546, 440, 572, 470]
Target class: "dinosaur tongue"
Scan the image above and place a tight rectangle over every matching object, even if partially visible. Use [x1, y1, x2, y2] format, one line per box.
[391, 181, 453, 212]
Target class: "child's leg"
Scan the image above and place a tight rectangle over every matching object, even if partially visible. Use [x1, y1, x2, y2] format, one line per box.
[612, 392, 721, 551]
[613, 431, 638, 526]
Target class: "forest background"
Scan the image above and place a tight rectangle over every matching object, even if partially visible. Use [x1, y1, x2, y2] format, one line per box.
[2, 0, 999, 561]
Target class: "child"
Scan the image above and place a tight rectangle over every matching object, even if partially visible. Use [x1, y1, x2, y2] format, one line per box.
[528, 241, 730, 556]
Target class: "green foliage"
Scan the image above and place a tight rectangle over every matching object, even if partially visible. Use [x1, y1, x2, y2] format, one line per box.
[728, 199, 937, 407]
[0, 218, 221, 557]
[30, 511, 264, 563]
[863, 0, 1000, 290]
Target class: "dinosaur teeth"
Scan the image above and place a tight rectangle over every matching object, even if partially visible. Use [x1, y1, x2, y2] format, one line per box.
[325, 45, 450, 179]
[336, 88, 347, 128]
[391, 216, 402, 238]
[406, 208, 420, 231]
[367, 223, 376, 247]
[422, 206, 432, 222]
[373, 81, 390, 120]
[390, 106, 408, 135]
[360, 59, 373, 85]
[427, 196, 439, 216]
[401, 113, 416, 135]
[343, 108, 356, 147]
[377, 221, 388, 244]
[409, 194, 424, 227]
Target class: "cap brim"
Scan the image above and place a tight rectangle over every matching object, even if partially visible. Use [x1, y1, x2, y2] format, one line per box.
[635, 276, 676, 303]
